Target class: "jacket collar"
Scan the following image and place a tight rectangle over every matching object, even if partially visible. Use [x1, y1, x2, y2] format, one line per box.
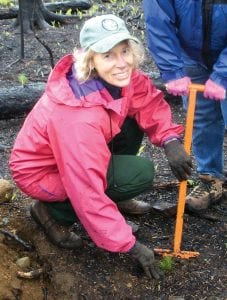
[45, 54, 133, 115]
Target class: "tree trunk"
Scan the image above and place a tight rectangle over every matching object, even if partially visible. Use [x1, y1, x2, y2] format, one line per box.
[14, 0, 91, 33]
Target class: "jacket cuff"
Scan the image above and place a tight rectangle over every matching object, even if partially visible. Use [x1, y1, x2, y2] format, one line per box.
[161, 136, 182, 147]
[127, 240, 137, 253]
[161, 69, 186, 83]
[210, 72, 227, 90]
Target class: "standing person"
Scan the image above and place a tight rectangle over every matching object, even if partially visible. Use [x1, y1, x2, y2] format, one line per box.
[9, 14, 192, 278]
[143, 0, 227, 212]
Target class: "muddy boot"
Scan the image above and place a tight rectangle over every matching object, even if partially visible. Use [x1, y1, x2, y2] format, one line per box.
[30, 201, 83, 249]
[186, 174, 223, 212]
[117, 199, 152, 215]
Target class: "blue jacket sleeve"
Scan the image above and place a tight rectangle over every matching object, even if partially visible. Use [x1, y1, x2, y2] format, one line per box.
[143, 0, 186, 82]
[210, 47, 227, 89]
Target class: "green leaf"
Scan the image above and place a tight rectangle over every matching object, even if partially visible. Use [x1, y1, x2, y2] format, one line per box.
[18, 73, 28, 86]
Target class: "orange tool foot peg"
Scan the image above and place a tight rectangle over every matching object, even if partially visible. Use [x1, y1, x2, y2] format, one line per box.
[154, 248, 200, 259]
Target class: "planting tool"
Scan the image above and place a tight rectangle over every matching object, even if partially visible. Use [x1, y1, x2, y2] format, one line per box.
[154, 84, 205, 259]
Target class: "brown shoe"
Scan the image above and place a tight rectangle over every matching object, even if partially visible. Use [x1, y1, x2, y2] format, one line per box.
[117, 199, 152, 215]
[186, 174, 223, 212]
[30, 201, 83, 249]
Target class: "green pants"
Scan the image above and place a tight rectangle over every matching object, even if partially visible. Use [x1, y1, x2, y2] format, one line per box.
[46, 118, 155, 225]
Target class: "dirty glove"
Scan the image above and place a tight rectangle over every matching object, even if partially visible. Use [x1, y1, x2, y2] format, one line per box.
[204, 79, 226, 100]
[129, 241, 161, 279]
[164, 139, 192, 181]
[165, 76, 191, 96]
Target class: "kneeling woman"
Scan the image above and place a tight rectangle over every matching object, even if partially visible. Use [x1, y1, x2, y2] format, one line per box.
[10, 14, 192, 279]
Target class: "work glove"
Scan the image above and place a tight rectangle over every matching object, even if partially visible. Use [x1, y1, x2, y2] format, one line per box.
[129, 241, 162, 279]
[165, 76, 191, 96]
[164, 139, 193, 181]
[204, 79, 226, 101]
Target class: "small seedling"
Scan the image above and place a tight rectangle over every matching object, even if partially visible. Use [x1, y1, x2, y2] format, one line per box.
[159, 256, 174, 272]
[88, 4, 99, 16]
[56, 10, 62, 15]
[3, 30, 11, 37]
[76, 9, 83, 20]
[66, 8, 72, 16]
[187, 179, 197, 187]
[51, 19, 61, 27]
[18, 73, 28, 86]
[137, 144, 145, 156]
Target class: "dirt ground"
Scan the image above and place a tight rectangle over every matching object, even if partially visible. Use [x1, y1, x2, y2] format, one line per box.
[0, 1, 227, 299]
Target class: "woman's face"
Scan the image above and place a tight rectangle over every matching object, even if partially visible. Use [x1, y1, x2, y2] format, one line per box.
[92, 41, 134, 87]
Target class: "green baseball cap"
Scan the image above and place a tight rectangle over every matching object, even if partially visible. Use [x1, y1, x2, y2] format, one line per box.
[79, 14, 139, 53]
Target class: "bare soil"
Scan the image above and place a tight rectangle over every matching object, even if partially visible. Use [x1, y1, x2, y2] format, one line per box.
[0, 1, 227, 299]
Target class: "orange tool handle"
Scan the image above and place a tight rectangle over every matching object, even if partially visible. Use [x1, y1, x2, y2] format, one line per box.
[173, 84, 205, 253]
[183, 84, 205, 154]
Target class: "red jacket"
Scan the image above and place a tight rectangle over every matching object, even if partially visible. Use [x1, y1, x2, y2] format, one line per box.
[10, 55, 183, 252]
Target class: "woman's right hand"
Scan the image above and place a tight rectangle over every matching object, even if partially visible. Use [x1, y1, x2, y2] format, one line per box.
[129, 241, 162, 279]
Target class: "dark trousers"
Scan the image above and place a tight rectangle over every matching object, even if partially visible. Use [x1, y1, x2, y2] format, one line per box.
[46, 118, 154, 225]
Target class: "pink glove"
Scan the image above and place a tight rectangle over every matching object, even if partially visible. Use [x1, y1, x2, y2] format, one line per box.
[165, 76, 191, 96]
[204, 79, 226, 101]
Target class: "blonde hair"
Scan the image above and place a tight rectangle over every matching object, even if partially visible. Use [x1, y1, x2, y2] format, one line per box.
[73, 40, 145, 82]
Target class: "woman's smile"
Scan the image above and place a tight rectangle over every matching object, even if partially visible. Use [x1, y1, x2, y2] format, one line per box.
[92, 41, 134, 87]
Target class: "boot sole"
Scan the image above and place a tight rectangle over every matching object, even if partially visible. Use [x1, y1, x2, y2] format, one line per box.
[119, 209, 152, 215]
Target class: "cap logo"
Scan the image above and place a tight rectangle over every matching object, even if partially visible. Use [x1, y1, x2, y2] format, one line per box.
[102, 19, 119, 31]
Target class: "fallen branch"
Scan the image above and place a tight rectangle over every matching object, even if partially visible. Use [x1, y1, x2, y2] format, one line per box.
[0, 82, 45, 119]
[17, 268, 43, 279]
[0, 0, 92, 20]
[152, 180, 179, 189]
[0, 229, 34, 251]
